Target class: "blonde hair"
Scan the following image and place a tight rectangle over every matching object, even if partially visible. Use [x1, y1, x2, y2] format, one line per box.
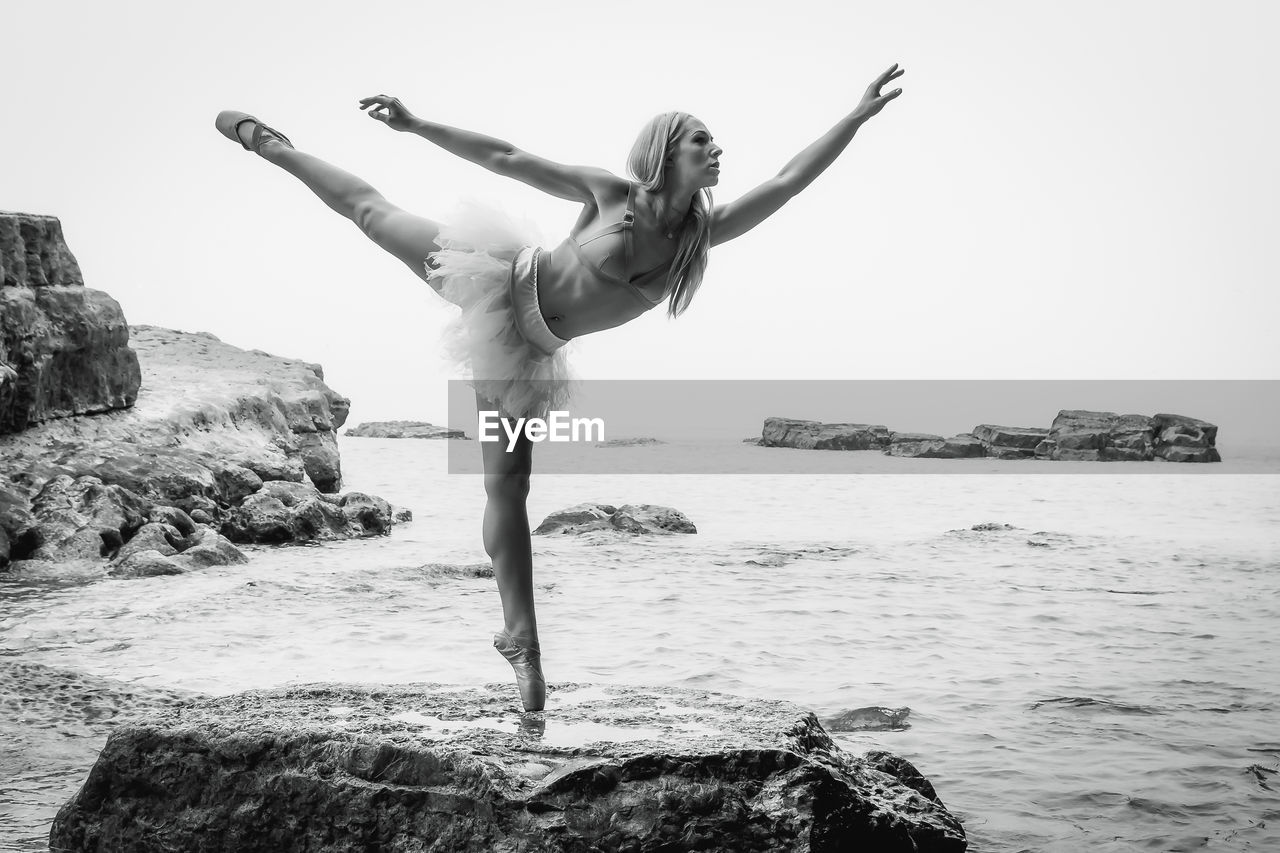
[626, 112, 713, 318]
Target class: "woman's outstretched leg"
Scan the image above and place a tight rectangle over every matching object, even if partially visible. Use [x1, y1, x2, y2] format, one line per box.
[217, 112, 445, 290]
[477, 397, 545, 711]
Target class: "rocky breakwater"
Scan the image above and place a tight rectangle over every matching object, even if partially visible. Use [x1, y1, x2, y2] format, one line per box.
[756, 412, 1220, 462]
[0, 212, 400, 573]
[1033, 410, 1221, 462]
[49, 683, 967, 852]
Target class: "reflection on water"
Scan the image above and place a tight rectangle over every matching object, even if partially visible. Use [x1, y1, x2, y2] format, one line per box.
[2, 439, 1279, 852]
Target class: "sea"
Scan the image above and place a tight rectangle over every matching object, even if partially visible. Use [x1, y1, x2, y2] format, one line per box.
[3, 438, 1278, 852]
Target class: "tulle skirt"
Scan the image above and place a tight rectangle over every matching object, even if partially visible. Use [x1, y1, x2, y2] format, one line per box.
[426, 202, 574, 420]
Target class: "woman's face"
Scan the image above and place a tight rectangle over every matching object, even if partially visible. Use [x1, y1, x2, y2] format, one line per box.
[667, 117, 722, 188]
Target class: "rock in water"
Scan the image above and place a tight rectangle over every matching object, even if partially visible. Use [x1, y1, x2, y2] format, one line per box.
[49, 683, 966, 852]
[759, 418, 891, 450]
[345, 420, 469, 439]
[0, 212, 141, 432]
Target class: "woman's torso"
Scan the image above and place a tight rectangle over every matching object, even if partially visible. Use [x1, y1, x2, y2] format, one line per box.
[537, 182, 675, 340]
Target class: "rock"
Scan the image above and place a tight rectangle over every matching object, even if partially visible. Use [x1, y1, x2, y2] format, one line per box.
[108, 549, 186, 578]
[886, 433, 986, 459]
[338, 492, 394, 535]
[534, 503, 696, 536]
[25, 475, 153, 562]
[1152, 413, 1221, 462]
[345, 420, 469, 439]
[113, 522, 182, 563]
[391, 504, 413, 523]
[971, 424, 1047, 459]
[171, 527, 248, 570]
[223, 482, 389, 545]
[0, 212, 141, 433]
[760, 417, 891, 451]
[1034, 410, 1156, 462]
[0, 325, 354, 506]
[532, 502, 617, 534]
[594, 437, 665, 448]
[49, 683, 966, 852]
[210, 462, 264, 505]
[610, 504, 698, 535]
[825, 706, 912, 732]
[146, 505, 197, 537]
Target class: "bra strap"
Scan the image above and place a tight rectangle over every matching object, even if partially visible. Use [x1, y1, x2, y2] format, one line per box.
[621, 182, 636, 272]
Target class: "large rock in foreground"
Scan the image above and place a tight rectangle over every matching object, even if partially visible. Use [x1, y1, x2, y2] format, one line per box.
[1, 212, 141, 432]
[50, 683, 966, 852]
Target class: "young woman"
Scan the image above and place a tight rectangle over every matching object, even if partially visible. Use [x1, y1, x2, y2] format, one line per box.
[216, 64, 905, 712]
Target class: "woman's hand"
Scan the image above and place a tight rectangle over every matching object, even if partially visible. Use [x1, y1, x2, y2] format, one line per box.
[358, 94, 418, 132]
[853, 64, 905, 121]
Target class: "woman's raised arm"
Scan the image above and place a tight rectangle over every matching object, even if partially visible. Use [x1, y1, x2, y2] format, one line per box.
[359, 94, 620, 203]
[710, 64, 904, 247]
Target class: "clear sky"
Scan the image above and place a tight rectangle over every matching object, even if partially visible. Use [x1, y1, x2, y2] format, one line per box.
[5, 0, 1277, 433]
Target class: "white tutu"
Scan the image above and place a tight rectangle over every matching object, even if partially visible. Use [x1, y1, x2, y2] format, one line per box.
[427, 201, 575, 420]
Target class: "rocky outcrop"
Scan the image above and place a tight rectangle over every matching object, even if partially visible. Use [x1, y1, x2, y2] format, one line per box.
[1, 325, 396, 572]
[0, 212, 141, 433]
[970, 424, 1048, 459]
[756, 411, 1220, 462]
[1151, 413, 1221, 462]
[534, 503, 697, 536]
[759, 418, 891, 450]
[50, 683, 967, 852]
[346, 420, 468, 439]
[886, 433, 985, 459]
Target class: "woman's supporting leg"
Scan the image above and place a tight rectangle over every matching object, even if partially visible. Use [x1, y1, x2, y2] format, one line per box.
[233, 123, 445, 290]
[476, 397, 539, 648]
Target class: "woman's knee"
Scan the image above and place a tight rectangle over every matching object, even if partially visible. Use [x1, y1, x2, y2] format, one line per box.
[484, 472, 531, 504]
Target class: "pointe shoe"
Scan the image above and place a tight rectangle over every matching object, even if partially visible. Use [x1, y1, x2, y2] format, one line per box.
[494, 631, 546, 712]
[215, 110, 294, 153]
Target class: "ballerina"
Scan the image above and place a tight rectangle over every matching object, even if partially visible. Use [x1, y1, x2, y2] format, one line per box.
[215, 64, 904, 712]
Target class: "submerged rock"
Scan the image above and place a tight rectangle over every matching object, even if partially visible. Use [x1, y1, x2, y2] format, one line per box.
[346, 420, 469, 439]
[50, 683, 966, 852]
[534, 503, 697, 536]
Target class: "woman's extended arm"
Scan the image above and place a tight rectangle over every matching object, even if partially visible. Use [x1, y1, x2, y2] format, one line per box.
[710, 64, 904, 247]
[359, 94, 619, 203]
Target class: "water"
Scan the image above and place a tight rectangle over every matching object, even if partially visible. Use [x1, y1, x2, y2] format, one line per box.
[3, 439, 1279, 851]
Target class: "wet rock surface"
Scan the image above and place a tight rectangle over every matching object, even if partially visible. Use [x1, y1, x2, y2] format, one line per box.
[534, 503, 697, 536]
[346, 420, 469, 439]
[50, 683, 967, 852]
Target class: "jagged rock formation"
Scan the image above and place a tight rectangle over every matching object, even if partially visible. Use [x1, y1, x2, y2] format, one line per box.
[346, 420, 468, 439]
[49, 683, 967, 852]
[0, 212, 140, 432]
[534, 503, 697, 536]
